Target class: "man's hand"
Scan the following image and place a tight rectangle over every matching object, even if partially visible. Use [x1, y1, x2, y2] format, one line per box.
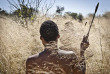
[80, 35, 89, 57]
[80, 35, 89, 50]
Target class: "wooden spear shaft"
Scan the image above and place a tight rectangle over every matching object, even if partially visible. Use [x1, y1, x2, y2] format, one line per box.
[87, 2, 99, 37]
[83, 2, 99, 42]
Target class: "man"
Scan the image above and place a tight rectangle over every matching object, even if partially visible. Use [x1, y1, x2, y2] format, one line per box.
[26, 20, 89, 74]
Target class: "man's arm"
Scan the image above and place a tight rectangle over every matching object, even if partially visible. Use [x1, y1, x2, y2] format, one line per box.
[72, 36, 89, 74]
[80, 35, 89, 57]
[78, 35, 89, 74]
[73, 66, 85, 74]
[72, 53, 86, 74]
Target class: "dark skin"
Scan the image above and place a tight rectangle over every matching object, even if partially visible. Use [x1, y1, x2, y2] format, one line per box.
[26, 35, 89, 74]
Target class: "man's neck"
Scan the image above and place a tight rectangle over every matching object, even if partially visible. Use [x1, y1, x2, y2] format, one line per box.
[44, 41, 58, 51]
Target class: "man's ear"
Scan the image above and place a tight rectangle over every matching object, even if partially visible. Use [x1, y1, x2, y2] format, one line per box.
[40, 36, 42, 40]
[57, 34, 60, 38]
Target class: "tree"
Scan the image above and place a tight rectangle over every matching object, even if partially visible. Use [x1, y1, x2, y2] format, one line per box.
[56, 6, 64, 15]
[7, 0, 55, 28]
[12, 6, 36, 19]
[7, 0, 39, 19]
[8, 0, 55, 19]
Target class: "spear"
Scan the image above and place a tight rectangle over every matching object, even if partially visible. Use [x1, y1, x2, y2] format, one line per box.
[82, 2, 99, 42]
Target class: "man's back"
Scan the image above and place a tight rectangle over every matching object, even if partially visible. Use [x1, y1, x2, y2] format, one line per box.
[26, 41, 85, 74]
[26, 20, 89, 74]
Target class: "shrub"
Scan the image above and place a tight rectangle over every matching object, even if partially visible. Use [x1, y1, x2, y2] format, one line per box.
[0, 8, 8, 15]
[77, 13, 83, 22]
[102, 11, 110, 18]
[88, 13, 94, 17]
[65, 12, 78, 19]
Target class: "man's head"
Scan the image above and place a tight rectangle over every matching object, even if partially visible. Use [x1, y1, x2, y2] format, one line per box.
[40, 20, 60, 44]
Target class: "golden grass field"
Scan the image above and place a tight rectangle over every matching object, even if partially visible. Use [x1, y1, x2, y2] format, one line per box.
[0, 14, 110, 74]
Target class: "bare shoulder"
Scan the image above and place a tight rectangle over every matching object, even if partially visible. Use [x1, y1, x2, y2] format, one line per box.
[57, 49, 77, 59]
[26, 50, 47, 64]
[58, 49, 75, 55]
[29, 54, 39, 59]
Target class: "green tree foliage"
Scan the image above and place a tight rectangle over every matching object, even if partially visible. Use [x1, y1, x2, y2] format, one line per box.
[7, 0, 39, 20]
[12, 5, 36, 19]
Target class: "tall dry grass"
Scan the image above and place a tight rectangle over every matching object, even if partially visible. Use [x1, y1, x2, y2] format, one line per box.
[0, 14, 110, 74]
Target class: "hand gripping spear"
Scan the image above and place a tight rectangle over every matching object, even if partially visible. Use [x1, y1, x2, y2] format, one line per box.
[82, 2, 99, 43]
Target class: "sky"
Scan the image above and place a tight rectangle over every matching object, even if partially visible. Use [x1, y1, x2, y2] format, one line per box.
[0, 0, 110, 16]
